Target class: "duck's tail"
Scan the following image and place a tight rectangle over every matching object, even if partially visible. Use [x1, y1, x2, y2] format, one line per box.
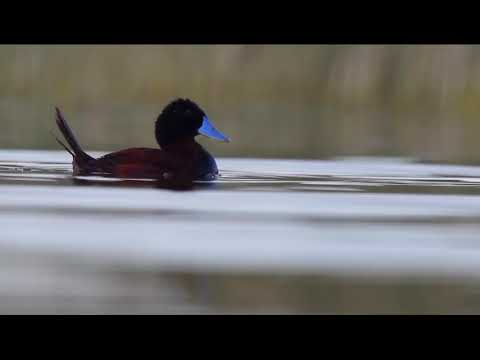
[54, 107, 95, 164]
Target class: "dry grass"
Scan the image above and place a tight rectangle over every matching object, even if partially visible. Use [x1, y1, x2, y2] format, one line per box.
[2, 45, 480, 162]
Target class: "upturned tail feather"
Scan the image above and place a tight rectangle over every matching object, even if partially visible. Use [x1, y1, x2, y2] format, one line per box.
[54, 107, 94, 163]
[50, 129, 74, 157]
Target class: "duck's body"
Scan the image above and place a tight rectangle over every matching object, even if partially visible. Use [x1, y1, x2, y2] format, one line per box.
[73, 144, 217, 180]
[54, 99, 228, 182]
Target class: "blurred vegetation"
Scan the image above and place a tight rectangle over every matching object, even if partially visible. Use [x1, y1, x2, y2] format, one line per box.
[2, 45, 480, 162]
[177, 272, 480, 314]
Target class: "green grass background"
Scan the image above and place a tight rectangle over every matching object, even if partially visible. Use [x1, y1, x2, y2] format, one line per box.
[2, 45, 480, 162]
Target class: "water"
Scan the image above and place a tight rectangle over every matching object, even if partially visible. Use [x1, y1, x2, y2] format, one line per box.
[2, 150, 480, 313]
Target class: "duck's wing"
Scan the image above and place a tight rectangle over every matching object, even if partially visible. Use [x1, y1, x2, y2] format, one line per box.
[96, 148, 182, 178]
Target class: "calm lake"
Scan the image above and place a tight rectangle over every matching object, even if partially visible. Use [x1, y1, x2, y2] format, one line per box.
[2, 149, 480, 314]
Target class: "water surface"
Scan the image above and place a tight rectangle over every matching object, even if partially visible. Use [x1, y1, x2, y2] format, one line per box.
[2, 150, 480, 313]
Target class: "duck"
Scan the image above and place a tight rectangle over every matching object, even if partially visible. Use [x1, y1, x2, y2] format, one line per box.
[54, 98, 230, 182]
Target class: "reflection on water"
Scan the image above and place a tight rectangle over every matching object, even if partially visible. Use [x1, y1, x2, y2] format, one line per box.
[2, 150, 480, 313]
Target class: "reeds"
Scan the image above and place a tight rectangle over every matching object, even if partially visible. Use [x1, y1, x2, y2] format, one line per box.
[1, 45, 480, 162]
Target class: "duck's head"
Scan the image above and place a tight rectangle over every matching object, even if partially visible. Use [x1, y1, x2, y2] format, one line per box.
[155, 98, 230, 148]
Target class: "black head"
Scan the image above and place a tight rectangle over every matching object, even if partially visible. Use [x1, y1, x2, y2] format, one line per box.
[155, 98, 229, 148]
